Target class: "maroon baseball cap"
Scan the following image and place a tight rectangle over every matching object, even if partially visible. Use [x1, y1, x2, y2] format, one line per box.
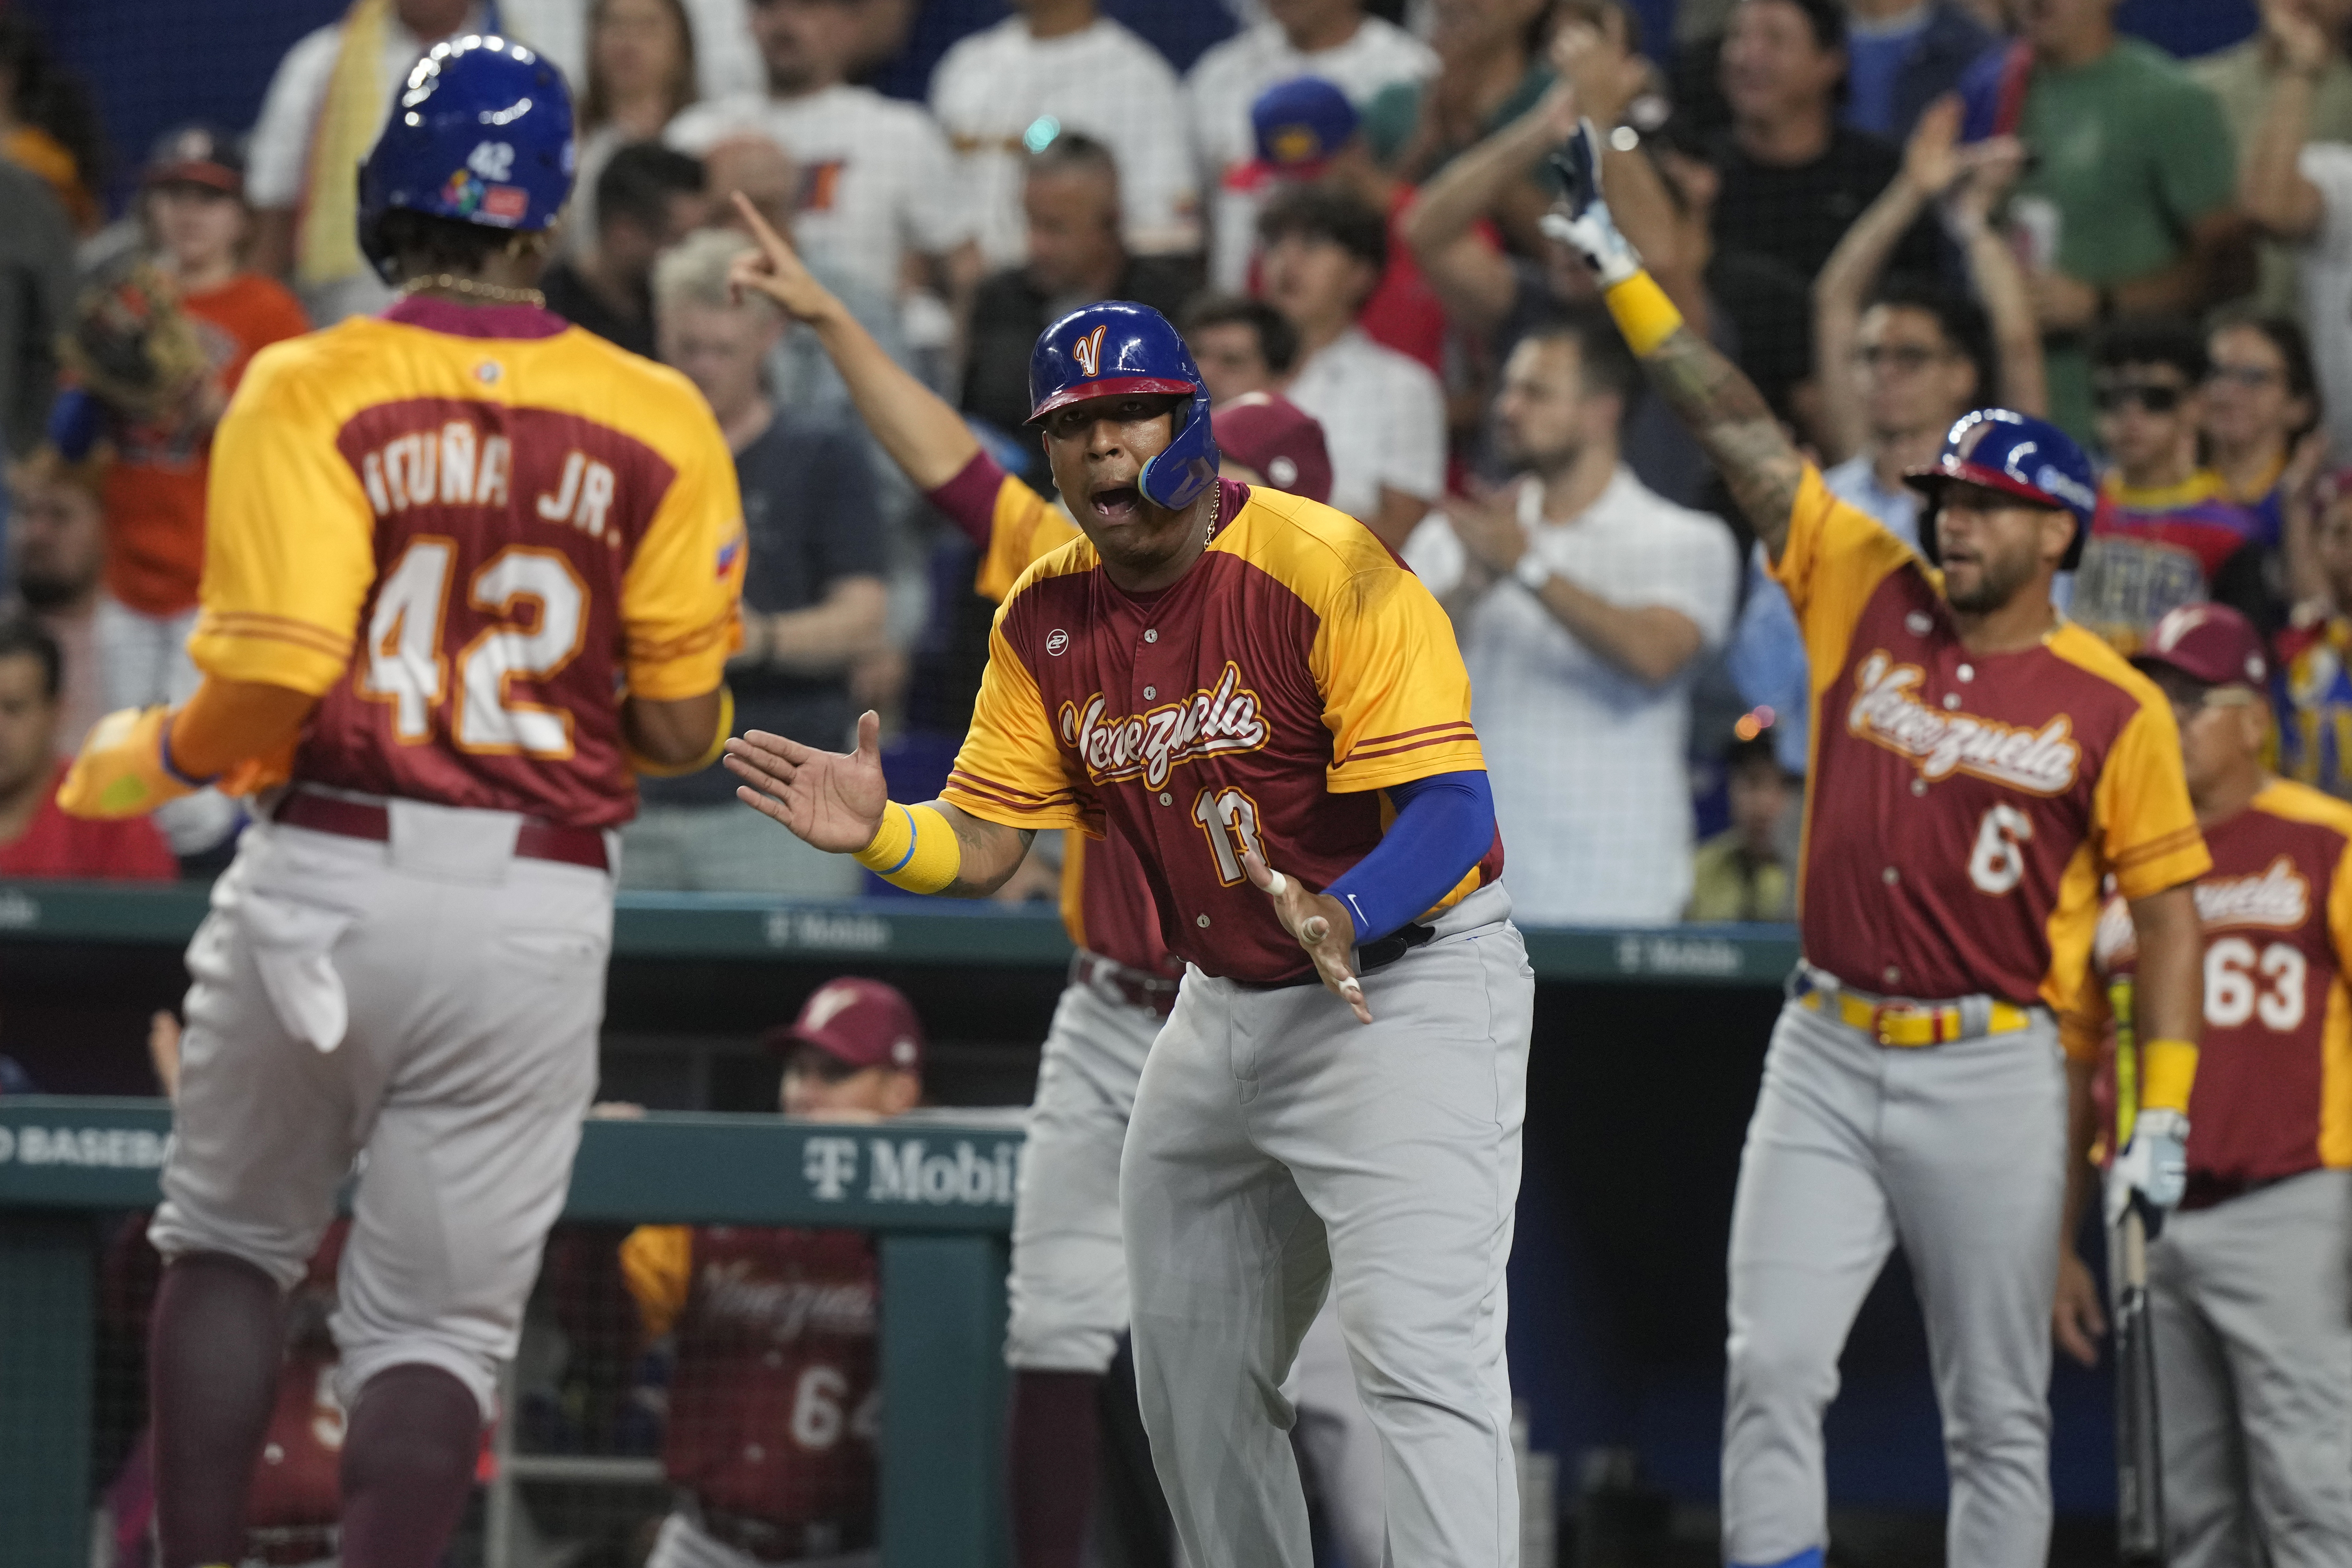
[1213, 392, 1332, 504]
[2132, 603, 2269, 691]
[764, 978, 925, 1073]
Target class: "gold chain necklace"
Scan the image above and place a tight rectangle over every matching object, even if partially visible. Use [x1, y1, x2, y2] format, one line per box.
[397, 273, 546, 307]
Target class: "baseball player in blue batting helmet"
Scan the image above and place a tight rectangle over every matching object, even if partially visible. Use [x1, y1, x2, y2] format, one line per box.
[1028, 301, 1220, 511]
[1905, 407, 2099, 571]
[357, 33, 575, 284]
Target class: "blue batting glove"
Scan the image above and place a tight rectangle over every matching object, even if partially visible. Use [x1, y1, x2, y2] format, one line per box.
[1539, 118, 1642, 287]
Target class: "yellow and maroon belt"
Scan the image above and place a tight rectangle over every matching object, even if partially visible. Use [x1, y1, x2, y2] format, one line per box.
[1795, 965, 2033, 1049]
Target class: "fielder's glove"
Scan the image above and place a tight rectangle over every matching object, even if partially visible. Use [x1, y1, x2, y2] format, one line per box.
[59, 258, 210, 426]
[1538, 119, 1643, 289]
[2105, 1107, 2189, 1229]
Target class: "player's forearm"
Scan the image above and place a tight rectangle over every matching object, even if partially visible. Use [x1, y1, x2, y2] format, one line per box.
[624, 687, 728, 773]
[170, 676, 318, 779]
[858, 797, 1033, 897]
[806, 307, 979, 493]
[1632, 315, 1805, 561]
[1533, 576, 1703, 686]
[2125, 882, 2204, 1113]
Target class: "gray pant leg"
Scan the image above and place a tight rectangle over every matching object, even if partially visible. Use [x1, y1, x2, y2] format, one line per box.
[1125, 973, 1328, 1568]
[1881, 1024, 2065, 1568]
[1005, 981, 1157, 1373]
[2160, 1169, 2352, 1568]
[1722, 999, 1900, 1566]
[1288, 1298, 1387, 1568]
[2151, 1217, 2256, 1568]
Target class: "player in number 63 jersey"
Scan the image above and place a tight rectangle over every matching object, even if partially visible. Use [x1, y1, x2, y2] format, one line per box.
[59, 39, 743, 1568]
[1545, 121, 2209, 1568]
[2058, 603, 2352, 1567]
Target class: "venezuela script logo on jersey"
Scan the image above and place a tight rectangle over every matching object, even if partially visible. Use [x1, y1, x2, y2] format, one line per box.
[1847, 651, 2080, 794]
[2193, 856, 2310, 930]
[1058, 662, 1271, 788]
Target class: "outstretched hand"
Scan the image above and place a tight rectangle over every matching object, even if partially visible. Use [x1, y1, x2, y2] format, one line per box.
[725, 190, 844, 325]
[725, 709, 889, 853]
[1242, 849, 1372, 1024]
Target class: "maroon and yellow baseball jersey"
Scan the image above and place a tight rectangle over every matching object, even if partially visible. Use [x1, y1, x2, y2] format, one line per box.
[953, 455, 1175, 977]
[2073, 780, 2352, 1185]
[621, 1224, 878, 1534]
[191, 297, 745, 829]
[945, 477, 1499, 984]
[1772, 467, 2209, 1009]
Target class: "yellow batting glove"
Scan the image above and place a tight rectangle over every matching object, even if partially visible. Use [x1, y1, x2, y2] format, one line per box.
[58, 705, 203, 819]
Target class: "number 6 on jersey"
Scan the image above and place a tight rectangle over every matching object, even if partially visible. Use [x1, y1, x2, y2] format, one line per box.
[361, 537, 589, 758]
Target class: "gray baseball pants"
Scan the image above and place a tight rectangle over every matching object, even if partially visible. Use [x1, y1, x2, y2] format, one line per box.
[1722, 993, 2066, 1567]
[1122, 882, 1532, 1568]
[2148, 1166, 2352, 1568]
[149, 803, 612, 1417]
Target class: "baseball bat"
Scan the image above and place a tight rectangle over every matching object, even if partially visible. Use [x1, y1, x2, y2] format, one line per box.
[2113, 1200, 2165, 1564]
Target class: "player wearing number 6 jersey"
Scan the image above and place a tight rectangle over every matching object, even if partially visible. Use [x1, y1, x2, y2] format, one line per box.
[59, 39, 743, 1568]
[1543, 121, 2210, 1568]
[2058, 603, 2352, 1568]
[725, 200, 1530, 1567]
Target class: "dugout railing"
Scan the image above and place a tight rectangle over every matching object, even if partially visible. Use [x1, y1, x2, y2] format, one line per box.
[0, 1096, 1021, 1568]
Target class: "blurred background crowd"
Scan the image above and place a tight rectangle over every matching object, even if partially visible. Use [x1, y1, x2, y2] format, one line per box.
[0, 0, 2316, 932]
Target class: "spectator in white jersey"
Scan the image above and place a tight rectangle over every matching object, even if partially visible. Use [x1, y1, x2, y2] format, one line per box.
[929, 0, 1199, 271]
[1404, 308, 1739, 925]
[1259, 184, 1446, 549]
[666, 0, 978, 320]
[1186, 0, 1434, 292]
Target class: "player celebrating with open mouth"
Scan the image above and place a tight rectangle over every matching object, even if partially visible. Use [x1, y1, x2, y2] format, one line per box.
[725, 209, 1534, 1566]
[1544, 121, 2209, 1568]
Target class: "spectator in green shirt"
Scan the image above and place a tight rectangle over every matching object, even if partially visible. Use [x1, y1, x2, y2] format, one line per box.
[1957, 0, 2243, 444]
[2194, 0, 2352, 320]
[1685, 733, 1796, 923]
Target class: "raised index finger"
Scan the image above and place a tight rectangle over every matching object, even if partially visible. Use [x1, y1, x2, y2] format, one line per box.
[730, 189, 796, 263]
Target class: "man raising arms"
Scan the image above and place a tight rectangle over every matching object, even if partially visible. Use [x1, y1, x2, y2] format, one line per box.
[1549, 122, 2207, 1568]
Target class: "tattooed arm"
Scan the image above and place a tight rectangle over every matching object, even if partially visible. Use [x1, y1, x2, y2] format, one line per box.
[1638, 326, 1807, 563]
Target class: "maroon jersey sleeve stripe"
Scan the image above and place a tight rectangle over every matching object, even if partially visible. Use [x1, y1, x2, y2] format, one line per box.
[195, 611, 353, 658]
[1350, 720, 1483, 749]
[625, 611, 738, 665]
[945, 770, 1083, 810]
[2111, 824, 2208, 872]
[1341, 729, 1482, 765]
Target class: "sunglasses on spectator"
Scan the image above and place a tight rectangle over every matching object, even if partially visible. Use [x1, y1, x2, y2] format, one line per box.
[2092, 383, 2185, 414]
[1853, 344, 1946, 371]
[2204, 363, 2282, 390]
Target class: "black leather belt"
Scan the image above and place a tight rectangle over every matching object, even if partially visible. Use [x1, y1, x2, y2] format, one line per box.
[1237, 920, 1437, 992]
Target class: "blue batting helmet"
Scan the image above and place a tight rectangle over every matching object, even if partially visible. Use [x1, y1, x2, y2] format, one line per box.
[356, 34, 575, 284]
[1028, 302, 1219, 511]
[1905, 408, 2098, 569]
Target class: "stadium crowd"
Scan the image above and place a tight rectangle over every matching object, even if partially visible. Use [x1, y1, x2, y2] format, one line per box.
[0, 0, 2330, 929]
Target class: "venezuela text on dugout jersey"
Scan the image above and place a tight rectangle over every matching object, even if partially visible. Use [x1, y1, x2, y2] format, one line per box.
[189, 297, 745, 829]
[929, 449, 1177, 980]
[621, 1224, 877, 1541]
[2070, 470, 2270, 655]
[2072, 779, 2352, 1188]
[1772, 466, 2209, 1009]
[945, 478, 1500, 984]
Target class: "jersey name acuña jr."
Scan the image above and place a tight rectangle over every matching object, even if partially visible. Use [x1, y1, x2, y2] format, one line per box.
[1773, 466, 2209, 1009]
[946, 479, 1501, 983]
[190, 298, 745, 829]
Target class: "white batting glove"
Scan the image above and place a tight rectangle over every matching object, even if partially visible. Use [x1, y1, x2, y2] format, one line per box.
[2105, 1108, 2189, 1228]
[1539, 119, 1642, 289]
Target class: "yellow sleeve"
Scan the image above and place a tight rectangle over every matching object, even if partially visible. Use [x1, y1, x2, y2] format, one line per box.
[1312, 560, 1484, 792]
[2331, 837, 2352, 976]
[1767, 465, 1921, 698]
[619, 393, 746, 700]
[941, 606, 1101, 834]
[187, 348, 376, 695]
[2096, 699, 2212, 901]
[974, 479, 1080, 604]
[619, 1224, 694, 1340]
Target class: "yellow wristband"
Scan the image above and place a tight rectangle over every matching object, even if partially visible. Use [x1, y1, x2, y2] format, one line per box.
[2139, 1037, 2199, 1116]
[1603, 271, 1686, 357]
[628, 687, 734, 778]
[853, 801, 960, 895]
